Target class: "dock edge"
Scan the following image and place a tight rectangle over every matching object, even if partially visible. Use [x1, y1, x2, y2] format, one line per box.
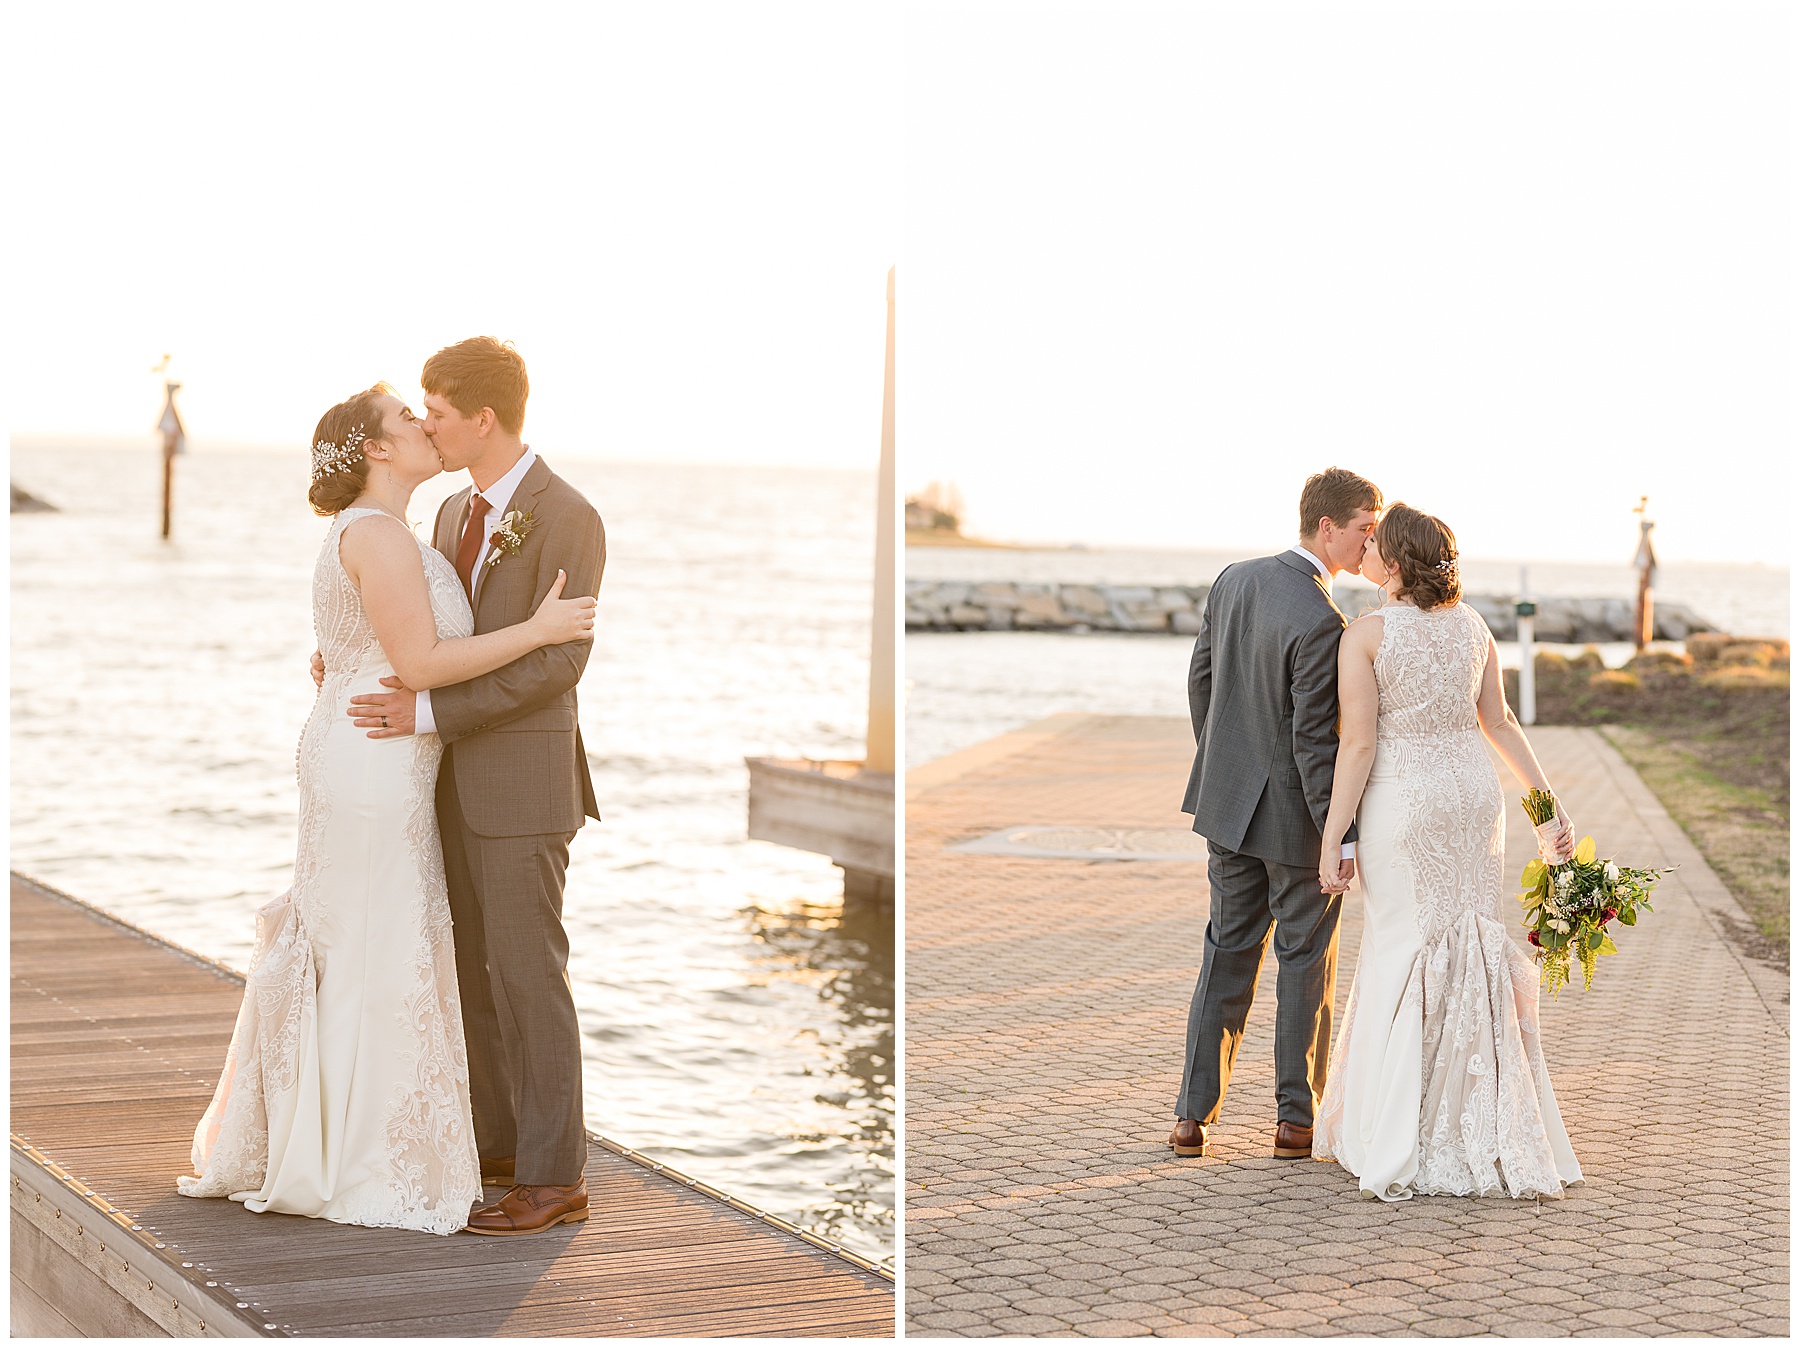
[12, 1139, 265, 1336]
[10, 872, 894, 1286]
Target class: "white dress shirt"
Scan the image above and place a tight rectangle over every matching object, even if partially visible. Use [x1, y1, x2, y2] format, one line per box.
[415, 446, 538, 736]
[1286, 542, 1332, 583]
[1285, 542, 1356, 862]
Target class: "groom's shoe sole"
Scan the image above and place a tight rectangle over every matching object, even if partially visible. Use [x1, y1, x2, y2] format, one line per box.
[1272, 1122, 1313, 1158]
[463, 1209, 588, 1235]
[463, 1182, 591, 1235]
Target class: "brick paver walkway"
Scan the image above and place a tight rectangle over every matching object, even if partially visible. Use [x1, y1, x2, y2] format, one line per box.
[905, 716, 1788, 1337]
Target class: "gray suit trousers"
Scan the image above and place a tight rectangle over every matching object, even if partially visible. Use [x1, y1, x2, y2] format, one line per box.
[1176, 840, 1341, 1128]
[438, 761, 588, 1185]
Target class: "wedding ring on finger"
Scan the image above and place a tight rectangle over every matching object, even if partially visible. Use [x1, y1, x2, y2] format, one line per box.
[381, 716, 389, 728]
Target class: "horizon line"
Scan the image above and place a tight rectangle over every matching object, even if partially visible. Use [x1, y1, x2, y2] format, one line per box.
[905, 541, 1791, 571]
[9, 435, 874, 476]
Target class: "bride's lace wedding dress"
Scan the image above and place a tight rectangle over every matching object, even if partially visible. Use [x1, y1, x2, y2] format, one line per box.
[178, 507, 482, 1234]
[1313, 601, 1582, 1202]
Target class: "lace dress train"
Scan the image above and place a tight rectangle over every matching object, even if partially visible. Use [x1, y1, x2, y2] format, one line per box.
[1313, 602, 1582, 1202]
[177, 508, 482, 1234]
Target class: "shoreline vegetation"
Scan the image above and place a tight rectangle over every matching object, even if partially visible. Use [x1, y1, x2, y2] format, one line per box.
[1503, 634, 1790, 969]
[904, 527, 1017, 548]
[905, 485, 1022, 549]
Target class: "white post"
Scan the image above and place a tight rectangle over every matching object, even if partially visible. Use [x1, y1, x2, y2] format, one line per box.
[864, 268, 896, 775]
[1517, 565, 1536, 727]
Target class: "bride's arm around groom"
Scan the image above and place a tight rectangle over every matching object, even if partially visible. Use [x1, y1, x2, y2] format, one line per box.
[426, 478, 605, 742]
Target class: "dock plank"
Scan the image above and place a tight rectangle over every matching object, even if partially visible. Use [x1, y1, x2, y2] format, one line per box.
[11, 874, 893, 1338]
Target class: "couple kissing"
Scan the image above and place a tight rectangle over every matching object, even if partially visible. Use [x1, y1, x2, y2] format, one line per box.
[179, 337, 604, 1237]
[1172, 467, 1584, 1203]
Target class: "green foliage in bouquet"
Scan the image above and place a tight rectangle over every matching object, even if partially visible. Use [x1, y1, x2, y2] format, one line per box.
[1517, 797, 1675, 996]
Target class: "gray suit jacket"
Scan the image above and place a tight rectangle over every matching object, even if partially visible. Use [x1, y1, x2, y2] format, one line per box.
[430, 456, 605, 838]
[1180, 551, 1354, 869]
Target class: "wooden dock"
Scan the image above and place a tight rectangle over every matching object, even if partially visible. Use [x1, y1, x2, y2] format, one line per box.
[10, 873, 894, 1338]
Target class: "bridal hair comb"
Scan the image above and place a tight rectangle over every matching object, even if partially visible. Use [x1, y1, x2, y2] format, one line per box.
[311, 425, 367, 481]
[1435, 556, 1459, 577]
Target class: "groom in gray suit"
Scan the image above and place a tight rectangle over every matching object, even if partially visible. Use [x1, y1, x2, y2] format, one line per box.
[1171, 468, 1382, 1161]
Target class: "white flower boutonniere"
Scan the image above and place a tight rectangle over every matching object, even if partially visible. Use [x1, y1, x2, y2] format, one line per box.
[485, 508, 538, 568]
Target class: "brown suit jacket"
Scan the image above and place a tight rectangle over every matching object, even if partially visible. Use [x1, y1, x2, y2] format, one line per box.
[430, 456, 605, 838]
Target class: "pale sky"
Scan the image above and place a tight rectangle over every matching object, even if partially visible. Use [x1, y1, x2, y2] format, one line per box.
[9, 2, 896, 470]
[904, 2, 1792, 565]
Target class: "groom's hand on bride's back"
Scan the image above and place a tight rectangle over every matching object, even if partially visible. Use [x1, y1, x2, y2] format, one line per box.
[309, 650, 412, 738]
[348, 677, 416, 739]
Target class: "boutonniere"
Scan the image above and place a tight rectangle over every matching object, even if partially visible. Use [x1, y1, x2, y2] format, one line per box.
[485, 508, 538, 567]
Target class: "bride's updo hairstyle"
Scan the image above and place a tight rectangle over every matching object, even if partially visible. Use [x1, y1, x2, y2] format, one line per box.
[308, 382, 397, 516]
[1373, 503, 1462, 611]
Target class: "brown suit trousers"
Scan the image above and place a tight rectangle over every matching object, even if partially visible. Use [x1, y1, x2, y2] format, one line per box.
[430, 455, 606, 1185]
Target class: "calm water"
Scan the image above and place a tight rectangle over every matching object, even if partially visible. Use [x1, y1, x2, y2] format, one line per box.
[11, 446, 892, 1264]
[906, 545, 1788, 769]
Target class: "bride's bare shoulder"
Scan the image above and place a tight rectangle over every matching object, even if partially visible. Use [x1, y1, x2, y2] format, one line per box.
[336, 511, 424, 577]
[1341, 611, 1385, 652]
[337, 510, 414, 547]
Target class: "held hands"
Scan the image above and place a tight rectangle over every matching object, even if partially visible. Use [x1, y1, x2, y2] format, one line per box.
[531, 570, 597, 646]
[1319, 844, 1356, 895]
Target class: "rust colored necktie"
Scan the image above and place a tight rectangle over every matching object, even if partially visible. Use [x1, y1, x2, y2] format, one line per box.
[454, 493, 490, 600]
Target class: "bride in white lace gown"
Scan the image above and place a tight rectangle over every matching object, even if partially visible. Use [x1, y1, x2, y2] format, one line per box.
[178, 384, 595, 1234]
[1312, 503, 1583, 1202]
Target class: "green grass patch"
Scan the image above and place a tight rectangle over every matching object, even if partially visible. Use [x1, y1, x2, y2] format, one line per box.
[1503, 655, 1788, 966]
[1599, 725, 1789, 967]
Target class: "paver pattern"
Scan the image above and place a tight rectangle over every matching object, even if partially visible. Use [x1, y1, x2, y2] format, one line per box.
[905, 716, 1788, 1337]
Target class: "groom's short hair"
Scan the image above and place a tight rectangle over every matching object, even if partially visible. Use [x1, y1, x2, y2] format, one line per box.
[1299, 467, 1382, 537]
[422, 337, 529, 435]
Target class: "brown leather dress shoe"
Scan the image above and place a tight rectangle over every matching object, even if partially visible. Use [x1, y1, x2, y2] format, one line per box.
[1168, 1119, 1208, 1157]
[1273, 1121, 1312, 1159]
[463, 1180, 588, 1235]
[480, 1156, 515, 1187]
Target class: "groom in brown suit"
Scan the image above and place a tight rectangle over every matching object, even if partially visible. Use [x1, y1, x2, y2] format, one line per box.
[347, 336, 604, 1234]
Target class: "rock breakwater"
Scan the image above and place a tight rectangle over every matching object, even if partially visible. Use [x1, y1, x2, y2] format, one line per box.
[906, 579, 1717, 643]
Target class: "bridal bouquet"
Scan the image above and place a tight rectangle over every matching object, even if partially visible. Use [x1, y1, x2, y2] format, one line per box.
[1518, 789, 1673, 997]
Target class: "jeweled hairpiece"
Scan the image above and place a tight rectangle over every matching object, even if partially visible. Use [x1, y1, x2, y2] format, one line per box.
[1435, 556, 1459, 576]
[311, 425, 367, 482]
